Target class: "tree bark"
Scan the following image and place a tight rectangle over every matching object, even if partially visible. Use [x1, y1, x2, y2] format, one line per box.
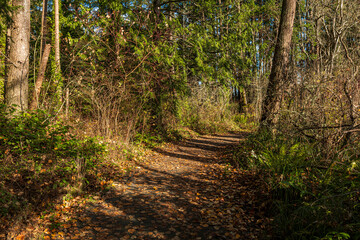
[39, 0, 48, 62]
[4, 26, 11, 101]
[54, 0, 60, 71]
[260, 0, 297, 127]
[54, 0, 62, 96]
[30, 44, 51, 110]
[5, 0, 31, 111]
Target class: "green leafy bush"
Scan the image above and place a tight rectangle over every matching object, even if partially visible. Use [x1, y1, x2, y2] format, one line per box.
[235, 131, 360, 239]
[176, 85, 241, 134]
[134, 132, 163, 147]
[0, 104, 106, 231]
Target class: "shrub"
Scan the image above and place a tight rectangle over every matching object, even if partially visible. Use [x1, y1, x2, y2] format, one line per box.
[234, 131, 360, 239]
[177, 84, 241, 134]
[0, 104, 106, 232]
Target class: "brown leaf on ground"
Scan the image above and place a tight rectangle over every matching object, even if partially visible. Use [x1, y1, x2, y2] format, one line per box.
[13, 133, 272, 240]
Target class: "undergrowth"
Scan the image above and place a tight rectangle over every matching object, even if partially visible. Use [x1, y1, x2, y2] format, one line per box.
[176, 85, 249, 134]
[0, 104, 122, 234]
[234, 130, 360, 240]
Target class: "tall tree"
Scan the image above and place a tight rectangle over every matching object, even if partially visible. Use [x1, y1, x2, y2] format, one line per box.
[260, 0, 297, 127]
[54, 0, 61, 98]
[4, 0, 31, 111]
[39, 0, 48, 62]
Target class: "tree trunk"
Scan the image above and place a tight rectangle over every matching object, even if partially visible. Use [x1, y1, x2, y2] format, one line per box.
[54, 0, 62, 96]
[54, 0, 60, 72]
[39, 0, 48, 62]
[4, 26, 11, 102]
[65, 87, 69, 119]
[260, 0, 296, 127]
[5, 0, 31, 111]
[30, 44, 51, 110]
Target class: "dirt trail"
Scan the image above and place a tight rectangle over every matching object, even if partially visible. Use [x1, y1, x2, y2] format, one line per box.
[43, 134, 271, 240]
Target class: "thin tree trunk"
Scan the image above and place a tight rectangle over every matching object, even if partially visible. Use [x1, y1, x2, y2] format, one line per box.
[260, 0, 297, 127]
[4, 26, 11, 102]
[30, 44, 51, 110]
[54, 0, 60, 71]
[5, 0, 31, 111]
[65, 88, 69, 119]
[54, 0, 62, 96]
[39, 0, 48, 62]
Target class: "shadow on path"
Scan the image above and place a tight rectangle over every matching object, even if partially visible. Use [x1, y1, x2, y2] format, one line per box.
[45, 132, 270, 240]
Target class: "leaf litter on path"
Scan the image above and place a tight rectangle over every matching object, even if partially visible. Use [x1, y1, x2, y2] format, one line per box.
[16, 133, 272, 239]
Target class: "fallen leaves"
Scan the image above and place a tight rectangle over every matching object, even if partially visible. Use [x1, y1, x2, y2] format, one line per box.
[15, 234, 25, 240]
[4, 134, 272, 240]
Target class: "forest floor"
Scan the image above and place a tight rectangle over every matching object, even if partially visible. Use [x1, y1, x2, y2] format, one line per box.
[12, 133, 273, 240]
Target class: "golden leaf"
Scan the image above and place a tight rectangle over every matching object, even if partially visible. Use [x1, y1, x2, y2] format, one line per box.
[15, 234, 25, 240]
[63, 223, 71, 229]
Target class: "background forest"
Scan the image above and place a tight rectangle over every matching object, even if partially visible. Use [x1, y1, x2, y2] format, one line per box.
[0, 0, 360, 239]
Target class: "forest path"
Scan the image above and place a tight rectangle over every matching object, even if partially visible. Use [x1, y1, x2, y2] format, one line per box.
[44, 133, 271, 240]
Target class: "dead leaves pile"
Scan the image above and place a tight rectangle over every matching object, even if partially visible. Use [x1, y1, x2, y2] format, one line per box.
[197, 166, 272, 239]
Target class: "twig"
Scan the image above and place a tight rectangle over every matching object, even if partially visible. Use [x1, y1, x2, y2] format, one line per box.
[311, 190, 360, 206]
